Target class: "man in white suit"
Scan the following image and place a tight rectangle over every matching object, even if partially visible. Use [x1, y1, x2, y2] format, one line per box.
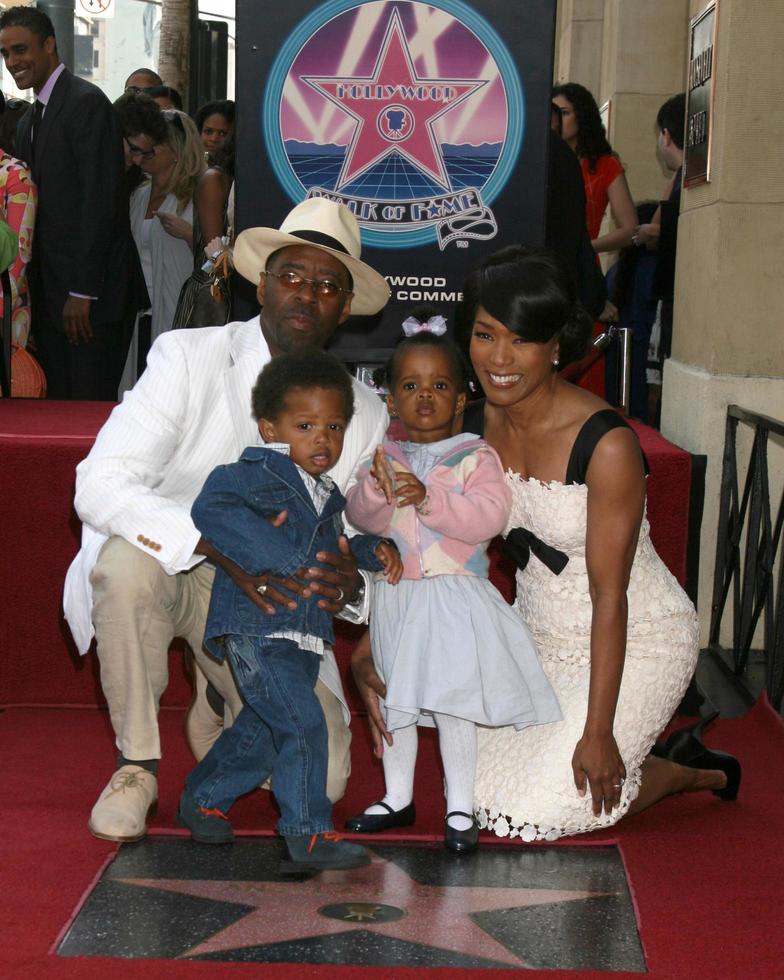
[63, 199, 391, 842]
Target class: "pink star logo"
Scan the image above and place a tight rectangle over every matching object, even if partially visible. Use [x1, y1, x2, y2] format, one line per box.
[121, 851, 605, 966]
[303, 10, 486, 192]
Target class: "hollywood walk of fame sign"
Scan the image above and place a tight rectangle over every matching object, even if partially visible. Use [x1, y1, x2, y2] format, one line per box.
[56, 839, 647, 971]
[235, 0, 557, 363]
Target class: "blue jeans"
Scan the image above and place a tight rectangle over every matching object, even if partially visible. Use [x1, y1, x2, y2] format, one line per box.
[186, 636, 332, 837]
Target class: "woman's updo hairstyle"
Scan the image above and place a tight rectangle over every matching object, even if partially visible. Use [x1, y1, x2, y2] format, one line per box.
[456, 245, 593, 369]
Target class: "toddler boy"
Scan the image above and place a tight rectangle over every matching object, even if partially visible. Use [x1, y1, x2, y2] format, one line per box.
[178, 350, 401, 871]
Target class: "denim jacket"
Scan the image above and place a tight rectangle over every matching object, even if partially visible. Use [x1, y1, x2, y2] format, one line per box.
[192, 446, 386, 660]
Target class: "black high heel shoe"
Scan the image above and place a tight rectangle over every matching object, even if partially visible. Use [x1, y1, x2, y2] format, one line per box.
[649, 710, 720, 759]
[665, 719, 741, 801]
[660, 710, 720, 756]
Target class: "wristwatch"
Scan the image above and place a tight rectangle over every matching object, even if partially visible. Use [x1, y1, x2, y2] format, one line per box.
[347, 580, 366, 606]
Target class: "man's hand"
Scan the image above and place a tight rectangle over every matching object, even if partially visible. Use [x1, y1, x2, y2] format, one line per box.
[308, 534, 362, 612]
[63, 296, 93, 344]
[376, 541, 402, 584]
[194, 511, 309, 614]
[350, 631, 392, 757]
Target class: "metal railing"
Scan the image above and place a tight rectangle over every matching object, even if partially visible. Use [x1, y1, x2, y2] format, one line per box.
[709, 405, 784, 712]
[560, 324, 631, 414]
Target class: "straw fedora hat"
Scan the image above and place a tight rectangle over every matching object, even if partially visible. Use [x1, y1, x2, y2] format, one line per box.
[233, 198, 390, 316]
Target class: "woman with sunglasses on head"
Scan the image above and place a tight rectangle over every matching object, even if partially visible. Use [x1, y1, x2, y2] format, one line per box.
[120, 108, 204, 391]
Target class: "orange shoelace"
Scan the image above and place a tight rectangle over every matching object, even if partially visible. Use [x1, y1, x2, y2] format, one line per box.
[308, 830, 343, 852]
[198, 806, 228, 821]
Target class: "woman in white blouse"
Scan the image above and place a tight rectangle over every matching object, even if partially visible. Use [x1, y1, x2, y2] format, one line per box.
[121, 109, 204, 392]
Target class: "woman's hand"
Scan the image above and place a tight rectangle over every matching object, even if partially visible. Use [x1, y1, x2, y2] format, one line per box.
[350, 632, 392, 756]
[571, 731, 627, 816]
[155, 210, 193, 245]
[394, 472, 427, 508]
[635, 222, 660, 250]
[599, 300, 618, 323]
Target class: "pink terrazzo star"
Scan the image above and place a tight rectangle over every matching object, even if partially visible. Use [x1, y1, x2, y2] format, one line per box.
[303, 9, 485, 192]
[120, 850, 606, 967]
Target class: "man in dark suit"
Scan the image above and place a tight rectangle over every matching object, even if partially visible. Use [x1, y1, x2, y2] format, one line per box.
[0, 5, 132, 400]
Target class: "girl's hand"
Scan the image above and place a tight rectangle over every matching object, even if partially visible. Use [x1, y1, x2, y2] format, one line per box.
[571, 732, 627, 817]
[370, 445, 395, 503]
[394, 472, 426, 508]
[376, 541, 403, 584]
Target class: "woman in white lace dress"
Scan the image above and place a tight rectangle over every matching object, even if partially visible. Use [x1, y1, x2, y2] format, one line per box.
[353, 246, 739, 842]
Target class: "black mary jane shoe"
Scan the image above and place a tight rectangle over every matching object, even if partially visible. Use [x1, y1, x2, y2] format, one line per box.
[665, 721, 741, 801]
[444, 811, 479, 854]
[344, 800, 416, 833]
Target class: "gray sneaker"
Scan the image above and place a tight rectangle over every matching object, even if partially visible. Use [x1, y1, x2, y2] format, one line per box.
[176, 788, 234, 844]
[282, 831, 370, 872]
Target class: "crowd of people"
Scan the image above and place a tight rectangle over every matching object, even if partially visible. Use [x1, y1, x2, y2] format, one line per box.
[0, 6, 736, 871]
[0, 5, 235, 400]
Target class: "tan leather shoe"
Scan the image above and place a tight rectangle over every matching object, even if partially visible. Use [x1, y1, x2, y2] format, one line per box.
[88, 766, 158, 842]
[185, 659, 224, 762]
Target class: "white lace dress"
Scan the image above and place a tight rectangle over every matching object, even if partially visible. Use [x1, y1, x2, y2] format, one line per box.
[474, 472, 700, 841]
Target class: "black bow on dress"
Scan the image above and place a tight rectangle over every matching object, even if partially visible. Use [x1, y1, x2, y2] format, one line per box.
[503, 527, 569, 575]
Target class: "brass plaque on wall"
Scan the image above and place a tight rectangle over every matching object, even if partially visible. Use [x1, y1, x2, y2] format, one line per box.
[684, 0, 718, 187]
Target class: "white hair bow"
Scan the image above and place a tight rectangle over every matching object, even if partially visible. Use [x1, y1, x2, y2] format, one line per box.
[401, 315, 447, 337]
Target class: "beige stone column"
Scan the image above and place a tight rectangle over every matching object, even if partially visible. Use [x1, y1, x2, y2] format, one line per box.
[554, 0, 605, 101]
[661, 0, 784, 643]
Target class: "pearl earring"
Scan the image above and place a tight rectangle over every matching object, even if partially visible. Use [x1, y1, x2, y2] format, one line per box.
[552, 358, 560, 368]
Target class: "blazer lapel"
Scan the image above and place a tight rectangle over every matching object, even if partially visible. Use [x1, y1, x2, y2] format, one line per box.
[224, 318, 267, 456]
[16, 109, 32, 168]
[33, 68, 68, 174]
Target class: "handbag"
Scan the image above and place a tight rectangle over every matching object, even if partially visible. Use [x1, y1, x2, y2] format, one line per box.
[0, 343, 47, 398]
[172, 250, 232, 329]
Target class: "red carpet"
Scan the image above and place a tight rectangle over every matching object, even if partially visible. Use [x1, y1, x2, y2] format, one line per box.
[0, 401, 723, 978]
[2, 698, 784, 979]
[1, 401, 691, 708]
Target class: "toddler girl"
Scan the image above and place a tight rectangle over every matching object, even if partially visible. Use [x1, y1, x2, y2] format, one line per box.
[344, 321, 561, 852]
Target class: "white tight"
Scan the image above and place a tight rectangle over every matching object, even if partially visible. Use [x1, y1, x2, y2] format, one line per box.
[365, 712, 477, 830]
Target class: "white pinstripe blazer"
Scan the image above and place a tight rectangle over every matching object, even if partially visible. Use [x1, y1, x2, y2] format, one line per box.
[63, 317, 388, 673]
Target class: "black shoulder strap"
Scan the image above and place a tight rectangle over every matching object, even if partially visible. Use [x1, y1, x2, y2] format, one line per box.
[565, 409, 648, 484]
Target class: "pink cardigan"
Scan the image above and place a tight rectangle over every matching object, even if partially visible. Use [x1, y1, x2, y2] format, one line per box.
[345, 438, 511, 580]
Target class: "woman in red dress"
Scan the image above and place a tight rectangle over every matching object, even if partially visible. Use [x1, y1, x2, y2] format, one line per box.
[552, 83, 636, 396]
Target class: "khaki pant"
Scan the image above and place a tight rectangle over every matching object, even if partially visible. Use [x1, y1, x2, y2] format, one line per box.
[90, 536, 351, 801]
